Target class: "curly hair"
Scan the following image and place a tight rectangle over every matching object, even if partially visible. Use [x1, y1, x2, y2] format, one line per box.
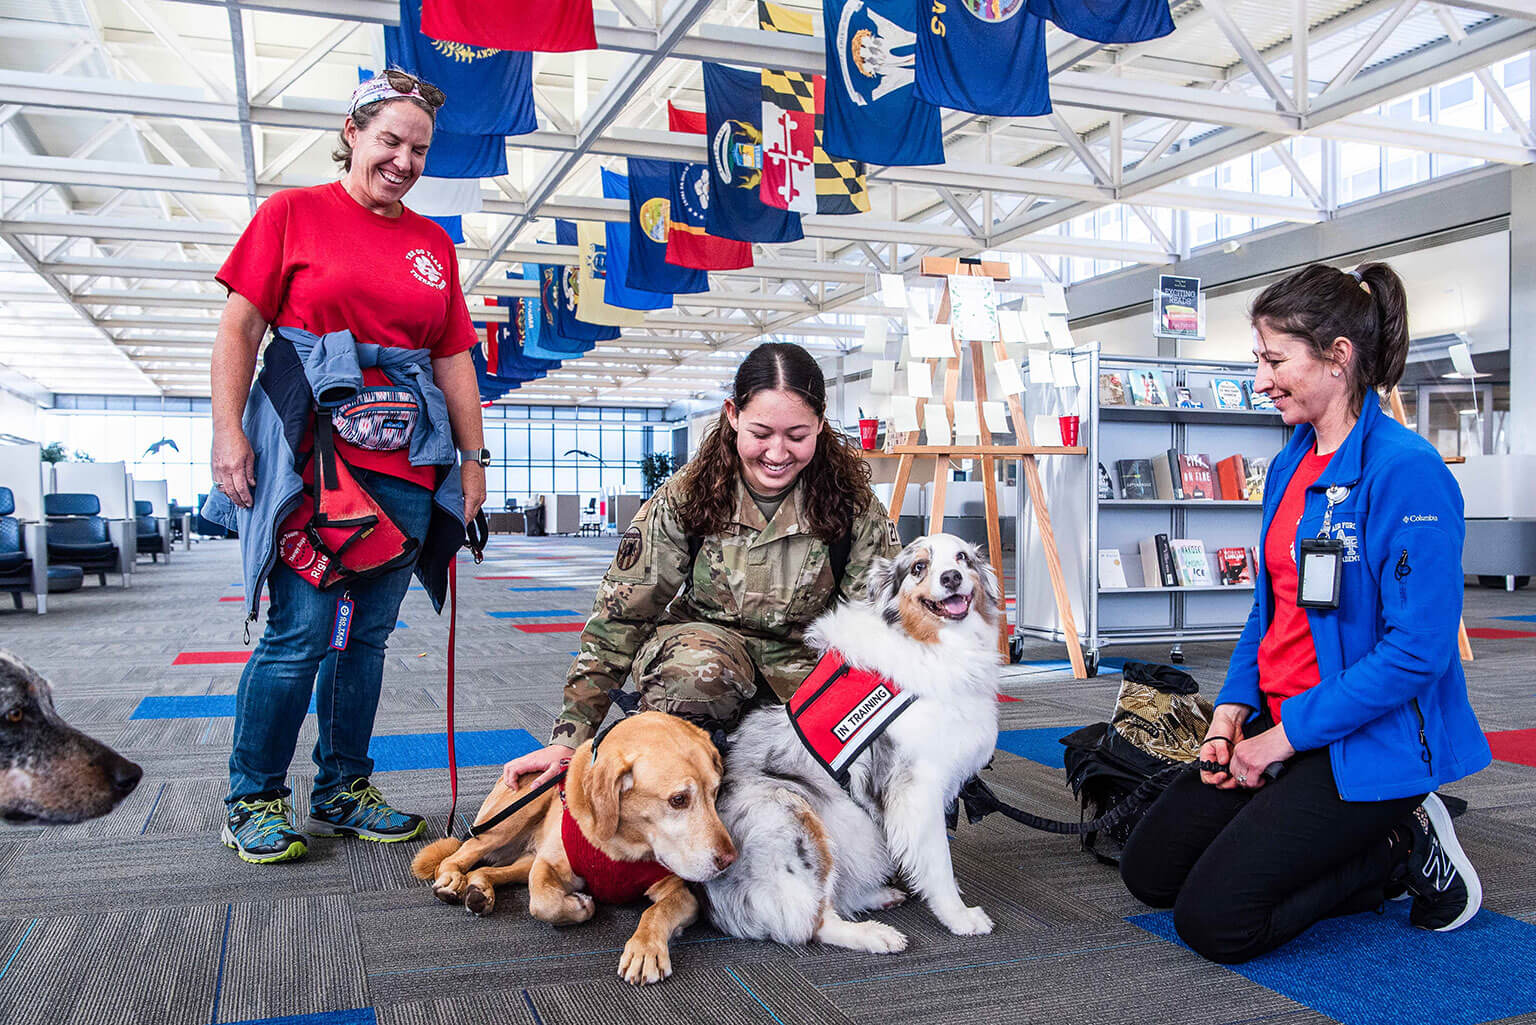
[676, 342, 871, 543]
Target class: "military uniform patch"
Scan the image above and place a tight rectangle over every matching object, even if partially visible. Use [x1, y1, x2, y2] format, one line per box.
[615, 526, 644, 571]
[885, 519, 901, 548]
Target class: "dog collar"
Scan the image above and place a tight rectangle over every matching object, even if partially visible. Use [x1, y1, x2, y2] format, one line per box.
[557, 782, 673, 904]
[786, 649, 915, 784]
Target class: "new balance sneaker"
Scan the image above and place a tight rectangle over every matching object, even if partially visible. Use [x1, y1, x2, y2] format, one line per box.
[307, 778, 425, 843]
[223, 795, 308, 865]
[1401, 793, 1482, 932]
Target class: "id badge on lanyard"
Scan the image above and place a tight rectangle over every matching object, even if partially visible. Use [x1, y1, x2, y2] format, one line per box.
[1296, 485, 1347, 610]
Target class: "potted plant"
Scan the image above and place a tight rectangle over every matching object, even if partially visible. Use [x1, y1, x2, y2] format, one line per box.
[639, 452, 677, 497]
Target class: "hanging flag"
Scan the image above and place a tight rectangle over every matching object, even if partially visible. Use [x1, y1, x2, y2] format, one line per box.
[703, 62, 804, 244]
[422, 0, 596, 53]
[518, 268, 594, 358]
[425, 214, 464, 244]
[423, 130, 506, 178]
[759, 0, 868, 215]
[663, 107, 754, 272]
[548, 225, 620, 341]
[575, 221, 645, 327]
[1027, 0, 1174, 44]
[915, 0, 1052, 118]
[403, 176, 483, 217]
[821, 0, 944, 167]
[600, 169, 673, 311]
[625, 160, 710, 293]
[384, 0, 536, 136]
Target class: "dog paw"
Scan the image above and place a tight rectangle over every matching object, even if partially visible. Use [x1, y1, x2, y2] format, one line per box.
[432, 870, 466, 904]
[565, 892, 596, 923]
[940, 904, 994, 936]
[464, 884, 494, 917]
[618, 937, 672, 985]
[856, 921, 908, 954]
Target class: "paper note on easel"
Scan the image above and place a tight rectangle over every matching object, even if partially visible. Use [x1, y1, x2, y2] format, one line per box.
[871, 359, 896, 394]
[953, 400, 981, 439]
[909, 323, 956, 359]
[1050, 351, 1076, 387]
[1027, 348, 1054, 384]
[907, 361, 933, 398]
[994, 358, 1026, 396]
[891, 395, 920, 432]
[1020, 309, 1050, 349]
[998, 310, 1025, 346]
[923, 404, 952, 446]
[947, 275, 1000, 342]
[879, 273, 906, 308]
[1041, 282, 1068, 315]
[862, 318, 888, 353]
[982, 401, 1010, 433]
[1046, 315, 1074, 349]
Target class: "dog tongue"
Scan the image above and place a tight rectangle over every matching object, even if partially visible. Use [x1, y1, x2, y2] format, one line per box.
[941, 595, 969, 615]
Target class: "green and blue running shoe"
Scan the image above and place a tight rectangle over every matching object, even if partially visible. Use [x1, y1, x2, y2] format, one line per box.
[223, 795, 308, 864]
[307, 778, 424, 843]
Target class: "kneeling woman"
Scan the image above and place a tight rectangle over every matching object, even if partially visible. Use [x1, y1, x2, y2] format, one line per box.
[503, 341, 901, 787]
[1119, 262, 1491, 964]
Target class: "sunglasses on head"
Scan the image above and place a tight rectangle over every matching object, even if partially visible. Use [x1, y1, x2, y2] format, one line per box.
[382, 69, 445, 109]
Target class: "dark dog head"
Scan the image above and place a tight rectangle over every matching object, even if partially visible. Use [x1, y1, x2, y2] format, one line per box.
[1, 649, 142, 825]
[869, 533, 1002, 643]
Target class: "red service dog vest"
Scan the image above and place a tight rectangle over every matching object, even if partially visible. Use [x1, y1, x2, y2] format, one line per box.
[559, 783, 673, 904]
[787, 650, 915, 783]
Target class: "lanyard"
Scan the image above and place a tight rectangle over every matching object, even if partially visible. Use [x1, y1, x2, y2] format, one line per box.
[1318, 484, 1349, 538]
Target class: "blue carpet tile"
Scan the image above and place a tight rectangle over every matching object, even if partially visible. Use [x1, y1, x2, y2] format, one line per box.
[132, 695, 317, 719]
[486, 609, 581, 619]
[227, 1011, 377, 1025]
[996, 726, 1078, 768]
[368, 728, 541, 772]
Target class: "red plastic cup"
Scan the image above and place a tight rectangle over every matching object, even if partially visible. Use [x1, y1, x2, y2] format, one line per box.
[858, 418, 879, 450]
[1058, 414, 1080, 447]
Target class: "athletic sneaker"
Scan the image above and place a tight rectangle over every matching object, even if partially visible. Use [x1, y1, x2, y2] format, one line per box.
[307, 778, 425, 843]
[1401, 793, 1482, 931]
[223, 795, 308, 865]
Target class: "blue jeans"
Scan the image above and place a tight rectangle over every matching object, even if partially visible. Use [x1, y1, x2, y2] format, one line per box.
[227, 468, 433, 807]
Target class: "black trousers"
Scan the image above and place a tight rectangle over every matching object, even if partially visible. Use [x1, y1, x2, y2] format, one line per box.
[1119, 725, 1423, 964]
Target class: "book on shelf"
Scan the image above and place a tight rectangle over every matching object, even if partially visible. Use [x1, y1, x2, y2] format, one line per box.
[1099, 372, 1129, 406]
[1215, 454, 1248, 501]
[1210, 378, 1248, 409]
[1180, 452, 1216, 500]
[1098, 548, 1128, 588]
[1215, 546, 1254, 585]
[1174, 387, 1202, 409]
[1245, 456, 1270, 500]
[1138, 533, 1179, 587]
[1151, 448, 1184, 500]
[1169, 539, 1214, 586]
[1097, 462, 1115, 500]
[1245, 381, 1276, 410]
[1115, 458, 1155, 500]
[1127, 369, 1171, 407]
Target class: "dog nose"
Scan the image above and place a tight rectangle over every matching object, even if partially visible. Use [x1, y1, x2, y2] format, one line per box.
[940, 569, 962, 591]
[713, 848, 737, 872]
[109, 756, 143, 799]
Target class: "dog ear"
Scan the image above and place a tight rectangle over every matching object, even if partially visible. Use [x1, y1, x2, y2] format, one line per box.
[584, 748, 635, 841]
[972, 546, 1003, 616]
[865, 555, 895, 605]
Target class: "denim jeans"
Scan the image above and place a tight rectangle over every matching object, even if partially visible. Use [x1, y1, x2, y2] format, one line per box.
[227, 467, 433, 807]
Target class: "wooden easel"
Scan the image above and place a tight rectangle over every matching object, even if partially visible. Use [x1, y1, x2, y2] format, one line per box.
[1386, 387, 1474, 663]
[885, 258, 1089, 678]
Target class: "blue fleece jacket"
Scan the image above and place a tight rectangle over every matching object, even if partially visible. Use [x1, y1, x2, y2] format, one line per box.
[1218, 397, 1491, 801]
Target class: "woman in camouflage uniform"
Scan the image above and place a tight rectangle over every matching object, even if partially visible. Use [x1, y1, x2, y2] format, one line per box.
[503, 342, 901, 789]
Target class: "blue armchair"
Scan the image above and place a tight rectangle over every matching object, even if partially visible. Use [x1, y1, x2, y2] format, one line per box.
[135, 500, 166, 562]
[45, 493, 120, 586]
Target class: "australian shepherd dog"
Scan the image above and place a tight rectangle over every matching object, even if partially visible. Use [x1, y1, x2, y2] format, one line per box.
[703, 533, 1003, 952]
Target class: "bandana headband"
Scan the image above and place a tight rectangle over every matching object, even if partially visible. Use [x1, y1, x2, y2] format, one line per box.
[349, 74, 420, 116]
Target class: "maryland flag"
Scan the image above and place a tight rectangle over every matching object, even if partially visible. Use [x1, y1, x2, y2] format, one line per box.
[758, 0, 870, 215]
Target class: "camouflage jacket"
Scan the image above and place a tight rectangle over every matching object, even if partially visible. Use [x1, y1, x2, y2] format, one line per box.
[551, 473, 901, 745]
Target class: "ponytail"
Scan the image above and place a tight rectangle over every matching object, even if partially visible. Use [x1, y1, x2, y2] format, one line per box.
[1355, 262, 1410, 397]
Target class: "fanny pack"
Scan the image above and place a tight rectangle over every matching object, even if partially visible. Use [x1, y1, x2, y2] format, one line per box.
[787, 649, 914, 783]
[331, 388, 419, 451]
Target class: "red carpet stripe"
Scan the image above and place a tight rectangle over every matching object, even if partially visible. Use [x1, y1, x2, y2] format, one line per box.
[173, 651, 252, 666]
[1466, 627, 1536, 639]
[1487, 728, 1536, 768]
[513, 622, 586, 633]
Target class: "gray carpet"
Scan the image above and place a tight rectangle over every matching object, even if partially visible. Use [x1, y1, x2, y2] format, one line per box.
[0, 534, 1532, 1025]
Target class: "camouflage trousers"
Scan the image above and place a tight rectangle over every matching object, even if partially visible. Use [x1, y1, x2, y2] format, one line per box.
[629, 623, 762, 733]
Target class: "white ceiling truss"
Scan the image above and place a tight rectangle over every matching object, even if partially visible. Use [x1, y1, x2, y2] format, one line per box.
[0, 0, 1532, 405]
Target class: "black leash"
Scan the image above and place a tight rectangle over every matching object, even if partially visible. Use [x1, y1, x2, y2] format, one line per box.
[462, 769, 567, 839]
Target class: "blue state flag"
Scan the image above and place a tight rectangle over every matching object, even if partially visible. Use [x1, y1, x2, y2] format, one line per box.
[822, 0, 944, 167]
[423, 130, 507, 178]
[543, 228, 619, 342]
[472, 346, 538, 398]
[385, 0, 536, 136]
[702, 63, 803, 244]
[518, 267, 594, 358]
[600, 169, 672, 311]
[425, 214, 463, 243]
[626, 159, 708, 294]
[915, 0, 1051, 118]
[1027, 0, 1173, 44]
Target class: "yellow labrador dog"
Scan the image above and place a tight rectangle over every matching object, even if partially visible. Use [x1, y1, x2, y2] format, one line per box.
[412, 711, 736, 985]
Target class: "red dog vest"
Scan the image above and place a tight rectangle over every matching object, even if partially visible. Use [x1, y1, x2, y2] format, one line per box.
[559, 783, 673, 904]
[787, 649, 914, 782]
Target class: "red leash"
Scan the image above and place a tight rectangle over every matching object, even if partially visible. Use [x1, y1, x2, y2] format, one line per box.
[445, 511, 488, 836]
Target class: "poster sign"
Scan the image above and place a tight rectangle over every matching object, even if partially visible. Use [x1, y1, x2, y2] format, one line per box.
[1155, 275, 1203, 340]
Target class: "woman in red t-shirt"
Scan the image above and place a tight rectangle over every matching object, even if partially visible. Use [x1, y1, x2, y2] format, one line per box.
[1120, 262, 1488, 962]
[210, 71, 487, 865]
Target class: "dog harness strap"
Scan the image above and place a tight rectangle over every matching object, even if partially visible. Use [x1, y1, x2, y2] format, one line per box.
[557, 784, 673, 904]
[786, 649, 915, 784]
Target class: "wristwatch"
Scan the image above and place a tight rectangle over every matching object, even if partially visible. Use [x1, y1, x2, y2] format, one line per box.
[459, 447, 491, 467]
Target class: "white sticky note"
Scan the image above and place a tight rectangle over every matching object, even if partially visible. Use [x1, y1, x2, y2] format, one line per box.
[862, 317, 888, 353]
[1050, 351, 1076, 387]
[1042, 281, 1068, 315]
[1449, 342, 1478, 378]
[880, 273, 906, 309]
[1027, 348, 1054, 384]
[1034, 415, 1061, 446]
[982, 400, 1010, 433]
[1021, 310, 1050, 349]
[907, 361, 933, 398]
[994, 358, 1026, 396]
[1047, 314, 1074, 349]
[924, 404, 952, 446]
[872, 394, 893, 420]
[910, 323, 956, 359]
[998, 310, 1025, 345]
[891, 395, 920, 432]
[953, 401, 981, 438]
[871, 359, 896, 394]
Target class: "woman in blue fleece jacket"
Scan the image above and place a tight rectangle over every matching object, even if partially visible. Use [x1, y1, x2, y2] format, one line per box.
[1119, 262, 1492, 964]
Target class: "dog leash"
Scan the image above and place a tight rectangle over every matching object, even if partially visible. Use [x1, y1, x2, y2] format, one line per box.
[445, 510, 489, 835]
